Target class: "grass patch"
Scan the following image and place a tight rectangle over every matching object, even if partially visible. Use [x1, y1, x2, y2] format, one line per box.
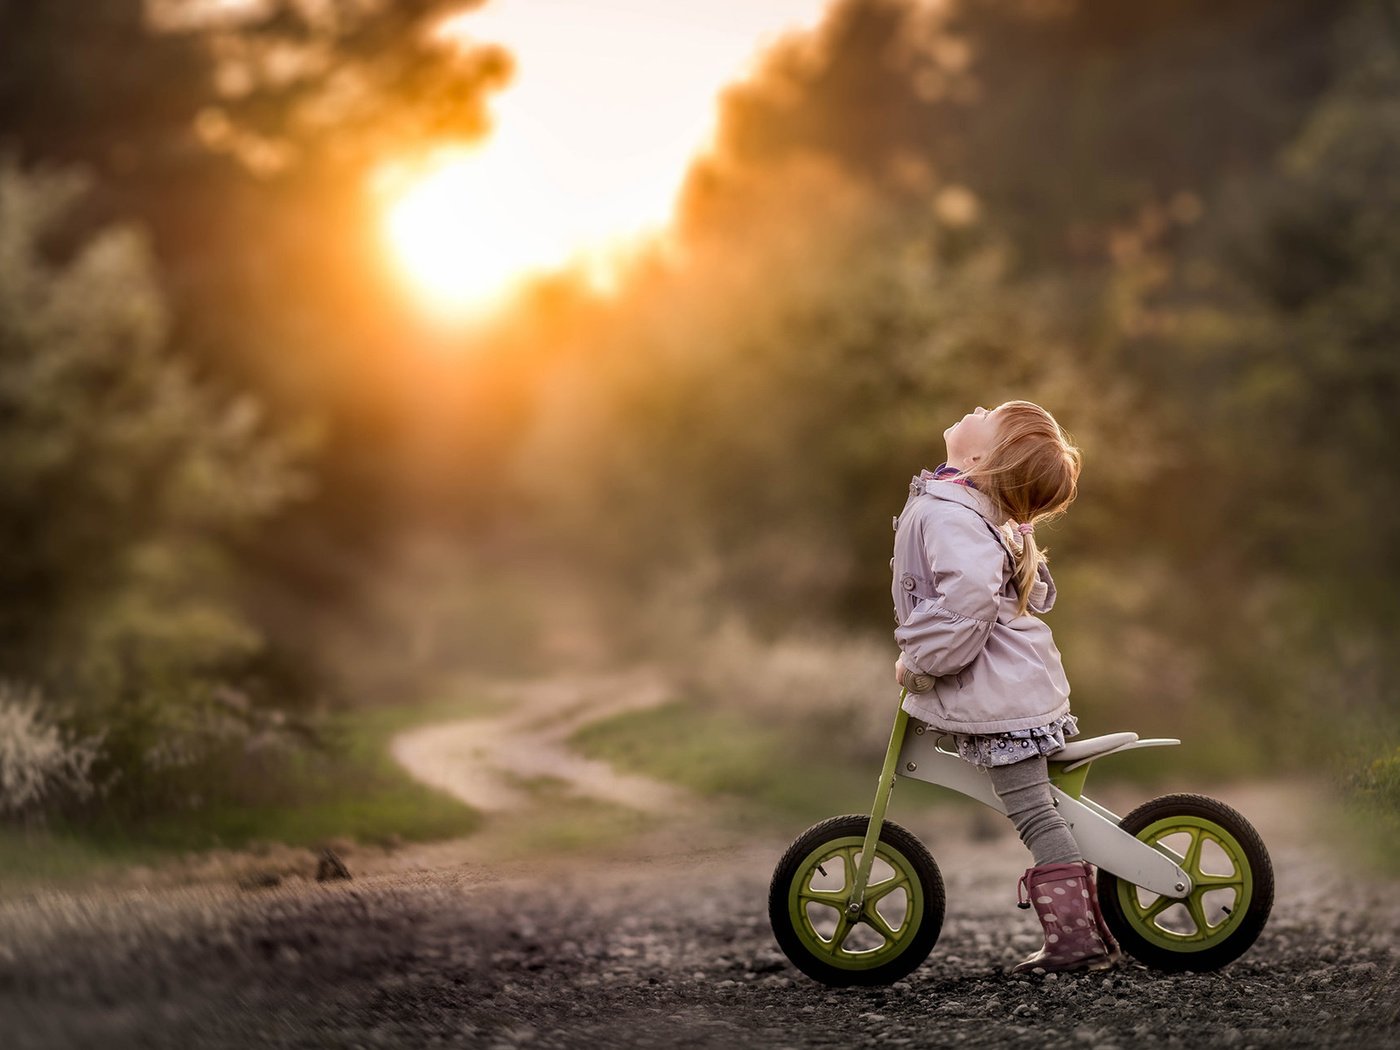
[498, 786, 661, 858]
[1323, 743, 1400, 878]
[0, 690, 508, 890]
[570, 700, 954, 827]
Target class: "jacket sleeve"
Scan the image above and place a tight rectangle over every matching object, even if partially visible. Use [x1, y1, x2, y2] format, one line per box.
[894, 508, 1004, 678]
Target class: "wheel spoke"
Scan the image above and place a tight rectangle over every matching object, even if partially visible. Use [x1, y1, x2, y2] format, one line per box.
[840, 846, 858, 892]
[799, 888, 850, 907]
[862, 904, 899, 944]
[864, 873, 911, 906]
[1194, 873, 1244, 888]
[1183, 827, 1205, 875]
[1134, 893, 1176, 924]
[1186, 890, 1213, 939]
[827, 912, 853, 954]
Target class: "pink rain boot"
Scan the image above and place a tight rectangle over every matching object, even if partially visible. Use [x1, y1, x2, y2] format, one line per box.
[1012, 861, 1115, 974]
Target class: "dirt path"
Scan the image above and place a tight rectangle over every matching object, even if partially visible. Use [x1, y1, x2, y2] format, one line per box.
[388, 670, 695, 816]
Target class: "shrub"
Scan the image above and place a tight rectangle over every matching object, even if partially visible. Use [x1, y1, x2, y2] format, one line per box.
[0, 160, 310, 818]
[0, 683, 98, 817]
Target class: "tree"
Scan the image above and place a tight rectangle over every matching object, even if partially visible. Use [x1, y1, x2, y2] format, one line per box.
[0, 159, 306, 812]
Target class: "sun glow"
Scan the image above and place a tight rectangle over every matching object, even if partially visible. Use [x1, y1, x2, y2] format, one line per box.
[377, 0, 832, 319]
[379, 146, 608, 319]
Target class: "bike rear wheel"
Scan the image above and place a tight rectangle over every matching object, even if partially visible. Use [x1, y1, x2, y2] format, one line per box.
[1097, 793, 1273, 972]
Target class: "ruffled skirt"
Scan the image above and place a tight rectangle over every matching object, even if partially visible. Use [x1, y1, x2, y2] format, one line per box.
[952, 711, 1080, 768]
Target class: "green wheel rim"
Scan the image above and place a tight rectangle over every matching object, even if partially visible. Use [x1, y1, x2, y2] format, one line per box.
[1117, 816, 1255, 953]
[786, 835, 925, 971]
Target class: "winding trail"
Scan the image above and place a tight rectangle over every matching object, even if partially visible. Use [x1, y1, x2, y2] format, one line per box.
[389, 670, 698, 816]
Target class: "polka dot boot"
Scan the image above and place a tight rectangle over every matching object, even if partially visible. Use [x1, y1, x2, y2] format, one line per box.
[1011, 860, 1116, 975]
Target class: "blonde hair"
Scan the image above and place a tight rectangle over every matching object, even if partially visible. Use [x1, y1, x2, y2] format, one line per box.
[963, 400, 1082, 616]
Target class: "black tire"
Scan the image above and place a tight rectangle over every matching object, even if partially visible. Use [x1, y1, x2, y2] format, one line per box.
[1097, 793, 1273, 972]
[768, 814, 945, 987]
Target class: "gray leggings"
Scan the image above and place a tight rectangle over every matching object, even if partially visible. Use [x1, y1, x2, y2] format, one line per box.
[986, 754, 1081, 866]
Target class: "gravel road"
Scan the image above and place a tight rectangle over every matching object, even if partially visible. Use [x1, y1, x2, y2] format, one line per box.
[1, 777, 1395, 1050]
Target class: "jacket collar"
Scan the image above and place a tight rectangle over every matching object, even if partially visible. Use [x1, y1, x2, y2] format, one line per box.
[913, 472, 1017, 555]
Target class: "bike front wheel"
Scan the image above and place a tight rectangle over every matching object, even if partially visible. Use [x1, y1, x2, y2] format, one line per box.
[768, 814, 945, 986]
[1097, 793, 1273, 972]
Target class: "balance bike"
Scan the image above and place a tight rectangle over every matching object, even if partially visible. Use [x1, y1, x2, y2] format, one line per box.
[768, 693, 1274, 986]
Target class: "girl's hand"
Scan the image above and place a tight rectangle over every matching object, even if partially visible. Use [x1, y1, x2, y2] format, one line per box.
[896, 654, 935, 694]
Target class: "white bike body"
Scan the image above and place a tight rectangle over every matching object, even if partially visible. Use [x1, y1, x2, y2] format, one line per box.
[897, 722, 1192, 898]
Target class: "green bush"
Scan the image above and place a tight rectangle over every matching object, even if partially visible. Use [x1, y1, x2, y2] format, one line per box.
[0, 160, 310, 818]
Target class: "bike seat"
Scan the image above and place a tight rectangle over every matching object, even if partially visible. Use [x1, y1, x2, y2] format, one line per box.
[1052, 732, 1139, 765]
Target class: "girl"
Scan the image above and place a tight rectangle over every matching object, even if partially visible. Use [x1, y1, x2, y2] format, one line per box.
[890, 399, 1120, 975]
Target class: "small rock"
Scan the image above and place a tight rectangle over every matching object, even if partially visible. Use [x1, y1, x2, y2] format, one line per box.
[315, 848, 351, 882]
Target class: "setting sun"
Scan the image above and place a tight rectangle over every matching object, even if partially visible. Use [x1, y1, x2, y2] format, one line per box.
[376, 0, 832, 318]
[379, 147, 590, 318]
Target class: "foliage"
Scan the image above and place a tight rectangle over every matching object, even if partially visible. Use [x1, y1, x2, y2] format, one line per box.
[0, 690, 498, 890]
[0, 159, 308, 816]
[1120, 4, 1400, 759]
[1347, 747, 1400, 813]
[1332, 742, 1400, 875]
[0, 682, 98, 817]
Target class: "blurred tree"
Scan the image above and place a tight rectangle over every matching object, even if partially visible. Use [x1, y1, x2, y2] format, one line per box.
[0, 1, 525, 727]
[691, 0, 1342, 270]
[0, 0, 515, 519]
[0, 159, 307, 812]
[1123, 1, 1400, 752]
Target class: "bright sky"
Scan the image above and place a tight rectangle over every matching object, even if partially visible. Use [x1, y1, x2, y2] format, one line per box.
[379, 0, 833, 318]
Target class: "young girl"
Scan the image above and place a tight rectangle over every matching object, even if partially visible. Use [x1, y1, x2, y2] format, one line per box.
[890, 399, 1120, 975]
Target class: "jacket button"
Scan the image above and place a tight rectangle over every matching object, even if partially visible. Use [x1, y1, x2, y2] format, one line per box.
[902, 576, 916, 591]
[909, 481, 920, 495]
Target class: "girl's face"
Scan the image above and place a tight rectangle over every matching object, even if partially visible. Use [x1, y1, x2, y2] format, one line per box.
[944, 404, 1003, 469]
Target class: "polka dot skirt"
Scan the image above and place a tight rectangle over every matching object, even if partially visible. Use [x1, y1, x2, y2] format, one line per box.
[953, 711, 1080, 768]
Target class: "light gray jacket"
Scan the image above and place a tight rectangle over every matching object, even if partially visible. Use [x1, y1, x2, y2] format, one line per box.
[891, 471, 1071, 734]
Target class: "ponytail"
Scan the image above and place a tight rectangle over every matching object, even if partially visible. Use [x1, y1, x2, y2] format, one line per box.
[1011, 525, 1042, 618]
